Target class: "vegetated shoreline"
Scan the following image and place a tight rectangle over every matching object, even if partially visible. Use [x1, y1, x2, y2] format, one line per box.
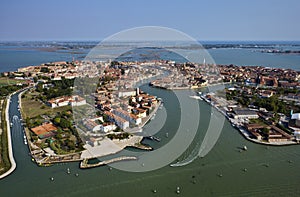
[0, 93, 16, 179]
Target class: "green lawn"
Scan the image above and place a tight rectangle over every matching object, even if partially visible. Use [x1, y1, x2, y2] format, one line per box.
[21, 90, 71, 119]
[0, 77, 25, 87]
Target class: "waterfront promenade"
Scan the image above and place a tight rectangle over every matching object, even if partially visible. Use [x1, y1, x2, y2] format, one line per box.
[201, 93, 298, 146]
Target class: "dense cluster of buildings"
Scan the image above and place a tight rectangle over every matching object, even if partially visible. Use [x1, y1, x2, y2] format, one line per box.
[14, 61, 109, 80]
[203, 91, 298, 144]
[70, 62, 162, 138]
[219, 64, 300, 88]
[10, 59, 300, 146]
[150, 62, 222, 89]
[92, 88, 158, 131]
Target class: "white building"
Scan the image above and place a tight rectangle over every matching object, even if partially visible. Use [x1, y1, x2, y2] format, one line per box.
[118, 89, 137, 98]
[113, 108, 142, 125]
[289, 113, 300, 141]
[104, 111, 129, 130]
[100, 122, 117, 133]
[47, 95, 86, 108]
[233, 110, 259, 119]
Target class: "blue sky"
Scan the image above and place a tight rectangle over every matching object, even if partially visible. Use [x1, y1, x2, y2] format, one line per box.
[0, 0, 299, 41]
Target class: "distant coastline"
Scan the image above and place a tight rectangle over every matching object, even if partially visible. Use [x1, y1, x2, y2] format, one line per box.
[1, 41, 300, 73]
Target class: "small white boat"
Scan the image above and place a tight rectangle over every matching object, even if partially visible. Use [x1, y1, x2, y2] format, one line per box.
[243, 146, 248, 151]
[189, 95, 203, 100]
[151, 115, 156, 120]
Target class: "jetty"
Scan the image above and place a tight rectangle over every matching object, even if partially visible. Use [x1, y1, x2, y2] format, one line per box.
[80, 156, 137, 169]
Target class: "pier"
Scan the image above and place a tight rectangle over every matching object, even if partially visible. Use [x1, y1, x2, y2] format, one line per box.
[80, 156, 138, 169]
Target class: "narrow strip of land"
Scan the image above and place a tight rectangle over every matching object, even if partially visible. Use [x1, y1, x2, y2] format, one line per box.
[0, 95, 16, 179]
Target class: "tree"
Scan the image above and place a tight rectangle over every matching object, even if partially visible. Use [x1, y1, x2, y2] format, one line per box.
[40, 67, 49, 73]
[66, 140, 75, 150]
[60, 118, 71, 128]
[261, 127, 269, 135]
[54, 117, 61, 125]
[36, 83, 43, 92]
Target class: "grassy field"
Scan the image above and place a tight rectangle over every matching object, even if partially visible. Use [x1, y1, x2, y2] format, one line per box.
[0, 77, 25, 87]
[0, 99, 11, 175]
[21, 90, 71, 119]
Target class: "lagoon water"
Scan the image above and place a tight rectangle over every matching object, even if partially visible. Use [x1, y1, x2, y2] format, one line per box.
[0, 42, 300, 196]
[0, 42, 299, 73]
[1, 88, 300, 197]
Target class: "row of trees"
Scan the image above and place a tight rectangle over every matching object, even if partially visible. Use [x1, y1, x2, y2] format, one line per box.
[226, 87, 294, 115]
[0, 84, 27, 98]
[36, 78, 74, 100]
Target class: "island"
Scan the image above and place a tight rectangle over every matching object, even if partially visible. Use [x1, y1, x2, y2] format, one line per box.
[0, 59, 299, 176]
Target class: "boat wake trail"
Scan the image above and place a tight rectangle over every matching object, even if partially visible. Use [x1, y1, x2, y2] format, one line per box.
[170, 108, 225, 167]
[12, 115, 21, 138]
[170, 141, 202, 167]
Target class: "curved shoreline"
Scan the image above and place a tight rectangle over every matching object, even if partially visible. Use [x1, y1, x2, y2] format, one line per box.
[201, 94, 298, 146]
[0, 94, 16, 179]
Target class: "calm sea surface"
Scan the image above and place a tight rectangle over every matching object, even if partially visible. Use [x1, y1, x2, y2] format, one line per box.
[0, 42, 299, 73]
[0, 42, 300, 196]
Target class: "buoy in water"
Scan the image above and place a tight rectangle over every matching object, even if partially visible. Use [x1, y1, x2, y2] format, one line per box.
[176, 186, 180, 194]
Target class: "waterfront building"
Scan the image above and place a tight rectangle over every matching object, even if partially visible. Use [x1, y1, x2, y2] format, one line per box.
[289, 113, 300, 141]
[113, 108, 142, 125]
[233, 109, 259, 119]
[268, 125, 293, 142]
